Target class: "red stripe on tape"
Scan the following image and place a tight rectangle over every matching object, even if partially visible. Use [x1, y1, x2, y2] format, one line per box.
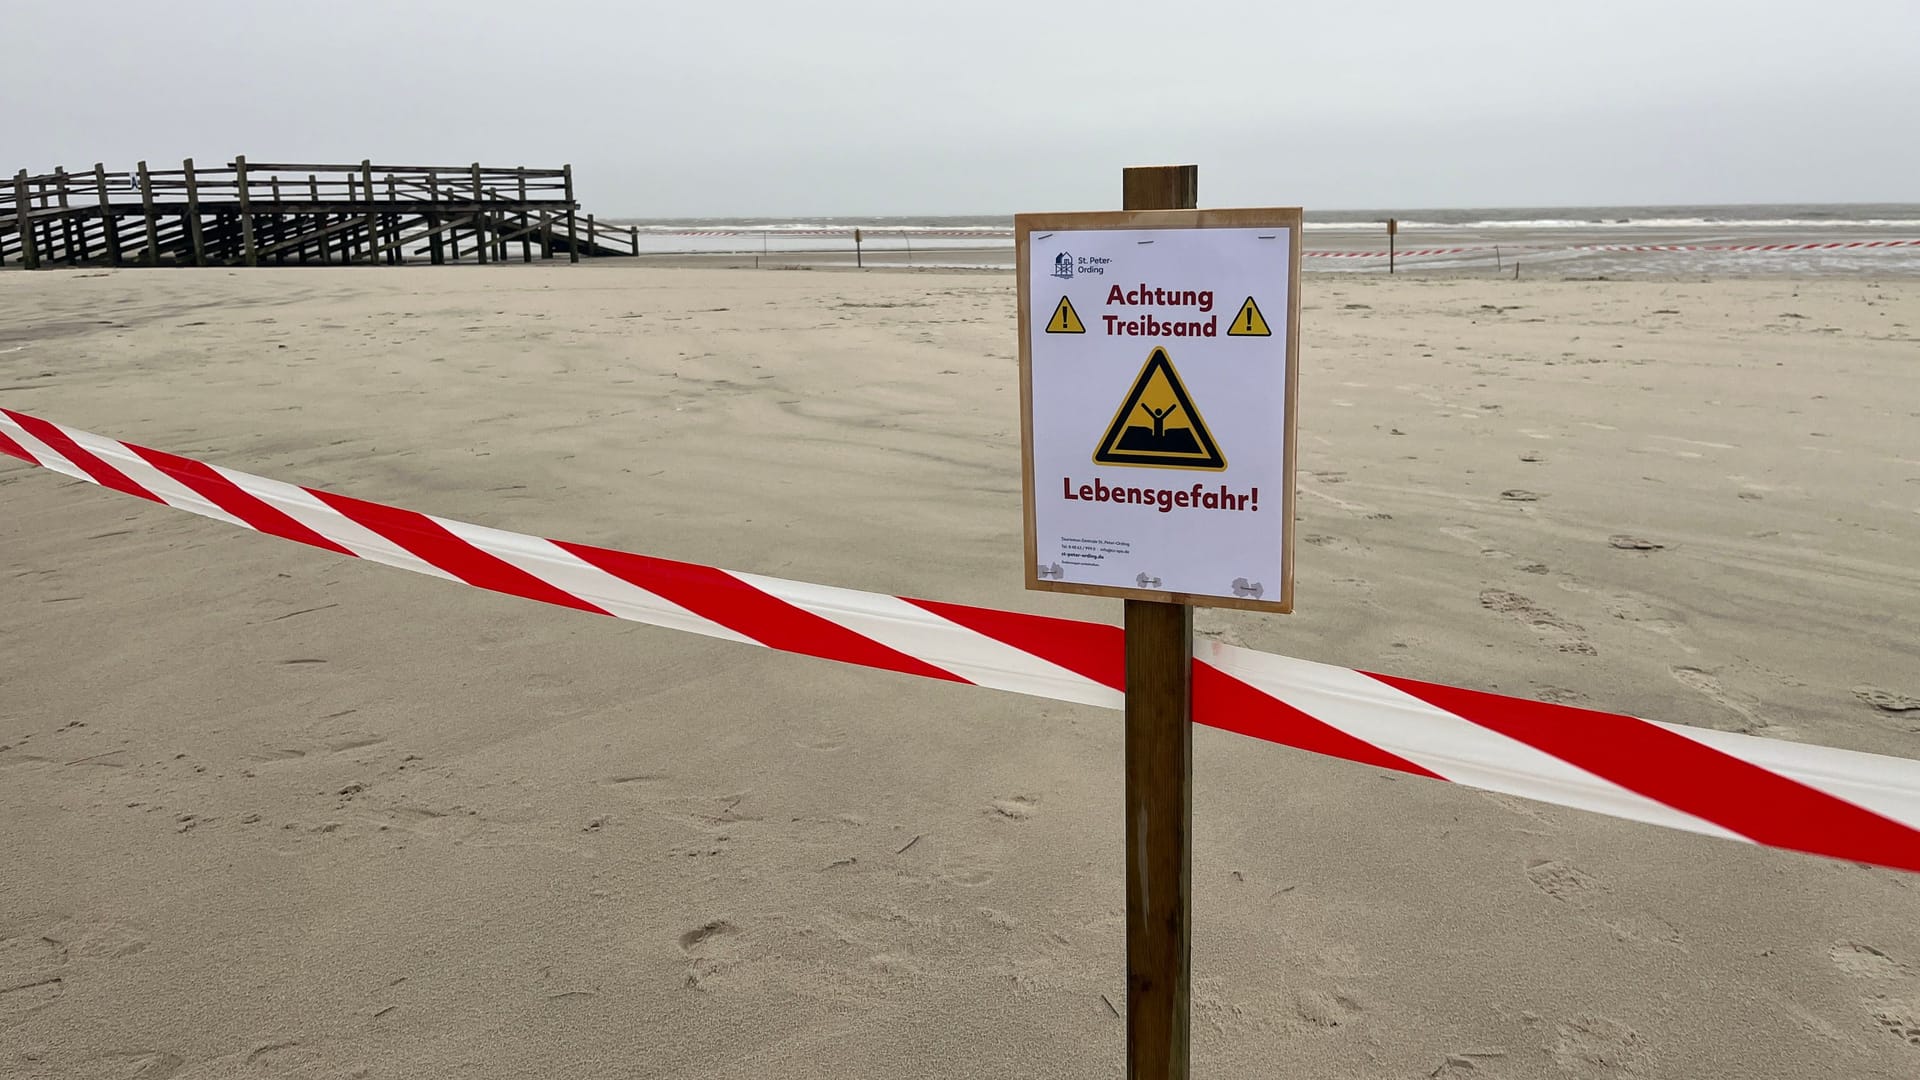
[1366, 673, 1920, 873]
[1199, 665, 1446, 779]
[310, 490, 610, 617]
[0, 427, 38, 464]
[125, 444, 358, 559]
[556, 542, 967, 685]
[2, 409, 160, 503]
[911, 598, 1443, 778]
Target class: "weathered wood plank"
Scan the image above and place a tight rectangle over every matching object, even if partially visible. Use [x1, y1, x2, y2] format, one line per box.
[137, 161, 159, 265]
[12, 171, 39, 269]
[235, 156, 258, 266]
[470, 164, 488, 265]
[182, 158, 207, 267]
[94, 163, 122, 266]
[563, 163, 579, 264]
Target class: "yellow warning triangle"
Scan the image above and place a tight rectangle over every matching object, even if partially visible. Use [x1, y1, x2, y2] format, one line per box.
[1092, 347, 1226, 470]
[1045, 296, 1086, 334]
[1226, 295, 1272, 337]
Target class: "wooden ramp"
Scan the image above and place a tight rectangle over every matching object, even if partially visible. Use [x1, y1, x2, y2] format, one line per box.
[2, 158, 639, 269]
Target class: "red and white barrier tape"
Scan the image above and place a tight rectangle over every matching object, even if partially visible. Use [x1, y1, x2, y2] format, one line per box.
[4, 406, 1918, 873]
[1299, 238, 1920, 259]
[636, 230, 1920, 260]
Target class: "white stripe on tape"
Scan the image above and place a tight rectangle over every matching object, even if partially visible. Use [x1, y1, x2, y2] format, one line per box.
[430, 516, 761, 647]
[731, 571, 1124, 709]
[1199, 640, 1748, 841]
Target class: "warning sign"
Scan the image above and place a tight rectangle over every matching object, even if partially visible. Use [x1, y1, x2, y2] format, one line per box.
[1046, 296, 1086, 334]
[1017, 207, 1301, 611]
[1226, 296, 1271, 337]
[1092, 348, 1225, 470]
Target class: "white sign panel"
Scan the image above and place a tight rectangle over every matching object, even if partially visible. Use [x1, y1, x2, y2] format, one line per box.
[1017, 209, 1300, 612]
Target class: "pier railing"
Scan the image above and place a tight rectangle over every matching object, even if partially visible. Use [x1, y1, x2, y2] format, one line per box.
[2, 158, 640, 268]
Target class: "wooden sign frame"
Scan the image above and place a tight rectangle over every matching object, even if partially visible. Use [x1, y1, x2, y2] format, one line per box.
[1016, 207, 1303, 613]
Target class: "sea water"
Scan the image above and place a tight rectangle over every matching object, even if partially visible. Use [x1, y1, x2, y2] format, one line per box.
[604, 204, 1920, 276]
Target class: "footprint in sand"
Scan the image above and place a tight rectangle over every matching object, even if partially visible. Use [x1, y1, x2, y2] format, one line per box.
[989, 796, 1038, 821]
[1303, 533, 1371, 555]
[0, 934, 66, 1024]
[1852, 687, 1920, 732]
[1828, 942, 1920, 1049]
[46, 919, 148, 961]
[1869, 1002, 1920, 1048]
[1479, 792, 1556, 833]
[678, 920, 745, 991]
[1525, 859, 1602, 904]
[1551, 1015, 1647, 1073]
[1668, 666, 1784, 736]
[1290, 987, 1365, 1030]
[1830, 942, 1911, 980]
[1479, 590, 1596, 656]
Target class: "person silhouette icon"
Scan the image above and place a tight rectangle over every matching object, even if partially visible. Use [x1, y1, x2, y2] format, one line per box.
[1142, 403, 1179, 439]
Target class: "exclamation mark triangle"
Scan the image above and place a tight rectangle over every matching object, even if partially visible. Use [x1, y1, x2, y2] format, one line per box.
[1227, 296, 1272, 337]
[1045, 296, 1086, 334]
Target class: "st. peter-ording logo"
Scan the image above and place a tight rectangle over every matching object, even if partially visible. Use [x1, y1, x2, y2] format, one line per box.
[1053, 251, 1074, 279]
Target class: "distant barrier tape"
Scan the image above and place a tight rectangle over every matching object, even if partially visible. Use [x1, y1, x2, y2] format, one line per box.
[4, 405, 1918, 874]
[641, 230, 1920, 260]
[1302, 239, 1920, 259]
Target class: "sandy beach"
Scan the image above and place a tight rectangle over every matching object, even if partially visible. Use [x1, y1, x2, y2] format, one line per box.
[3, 264, 1919, 1078]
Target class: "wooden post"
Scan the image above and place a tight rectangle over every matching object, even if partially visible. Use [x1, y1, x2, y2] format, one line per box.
[34, 177, 54, 267]
[359, 160, 377, 266]
[235, 156, 258, 266]
[12, 171, 37, 269]
[1387, 217, 1397, 275]
[448, 180, 462, 262]
[182, 158, 207, 267]
[517, 168, 532, 263]
[426, 175, 445, 266]
[854, 227, 863, 268]
[311, 175, 331, 266]
[137, 162, 158, 266]
[274, 177, 291, 265]
[470, 163, 488, 265]
[542, 213, 554, 260]
[562, 163, 578, 264]
[385, 175, 399, 265]
[93, 163, 122, 266]
[629, 224, 638, 257]
[587, 213, 597, 255]
[270, 177, 289, 265]
[54, 167, 77, 264]
[1120, 161, 1197, 1080]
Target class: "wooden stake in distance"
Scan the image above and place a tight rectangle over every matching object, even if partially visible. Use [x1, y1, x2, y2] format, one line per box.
[182, 158, 207, 267]
[235, 156, 258, 267]
[12, 171, 38, 270]
[93, 163, 122, 267]
[1388, 216, 1397, 274]
[136, 161, 158, 266]
[1121, 162, 1197, 1080]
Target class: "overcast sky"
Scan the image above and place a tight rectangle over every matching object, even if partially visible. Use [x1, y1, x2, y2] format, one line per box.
[10, 1, 1917, 216]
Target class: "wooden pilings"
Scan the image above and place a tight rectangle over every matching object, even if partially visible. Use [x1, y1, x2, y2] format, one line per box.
[93, 164, 121, 267]
[11, 170, 37, 270]
[137, 162, 158, 266]
[563, 163, 578, 264]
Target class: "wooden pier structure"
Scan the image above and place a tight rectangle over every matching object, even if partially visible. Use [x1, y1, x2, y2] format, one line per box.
[2, 158, 640, 269]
